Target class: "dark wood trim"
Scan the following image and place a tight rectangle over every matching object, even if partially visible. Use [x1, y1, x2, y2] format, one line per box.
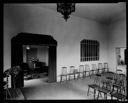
[48, 46, 57, 82]
[11, 32, 57, 88]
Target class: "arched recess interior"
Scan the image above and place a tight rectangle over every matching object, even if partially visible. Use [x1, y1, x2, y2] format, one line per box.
[11, 32, 57, 88]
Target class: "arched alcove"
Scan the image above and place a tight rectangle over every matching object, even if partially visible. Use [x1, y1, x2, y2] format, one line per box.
[11, 32, 57, 88]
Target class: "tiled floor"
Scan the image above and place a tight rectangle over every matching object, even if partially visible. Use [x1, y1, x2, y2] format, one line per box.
[21, 74, 112, 100]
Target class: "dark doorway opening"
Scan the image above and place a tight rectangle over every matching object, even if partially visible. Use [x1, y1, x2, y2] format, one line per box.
[11, 32, 57, 88]
[23, 45, 49, 87]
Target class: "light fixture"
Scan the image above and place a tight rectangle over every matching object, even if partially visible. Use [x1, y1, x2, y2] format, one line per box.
[57, 3, 75, 21]
[26, 45, 30, 50]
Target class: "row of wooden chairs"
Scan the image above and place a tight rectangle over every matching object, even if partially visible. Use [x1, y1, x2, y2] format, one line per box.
[87, 72, 127, 101]
[60, 62, 109, 82]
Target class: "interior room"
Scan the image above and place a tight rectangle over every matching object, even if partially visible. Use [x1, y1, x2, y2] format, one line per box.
[23, 45, 49, 86]
[3, 3, 127, 100]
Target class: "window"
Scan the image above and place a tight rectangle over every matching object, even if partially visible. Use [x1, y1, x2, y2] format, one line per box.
[80, 39, 99, 61]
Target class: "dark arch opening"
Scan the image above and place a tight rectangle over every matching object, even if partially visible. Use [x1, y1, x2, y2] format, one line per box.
[11, 32, 57, 88]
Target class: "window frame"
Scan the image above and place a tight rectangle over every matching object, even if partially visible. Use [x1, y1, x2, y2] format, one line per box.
[80, 39, 99, 61]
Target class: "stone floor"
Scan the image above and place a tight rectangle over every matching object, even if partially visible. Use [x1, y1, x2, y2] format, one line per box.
[21, 73, 113, 100]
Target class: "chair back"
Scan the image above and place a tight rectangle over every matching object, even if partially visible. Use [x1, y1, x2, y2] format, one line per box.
[69, 66, 75, 73]
[92, 64, 97, 70]
[61, 67, 67, 75]
[93, 74, 101, 86]
[104, 62, 108, 69]
[85, 64, 90, 71]
[102, 77, 113, 91]
[98, 63, 103, 69]
[119, 73, 126, 80]
[116, 74, 126, 87]
[79, 65, 84, 72]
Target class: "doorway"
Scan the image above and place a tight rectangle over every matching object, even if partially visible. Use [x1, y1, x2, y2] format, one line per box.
[23, 45, 49, 87]
[115, 47, 126, 75]
[11, 32, 57, 88]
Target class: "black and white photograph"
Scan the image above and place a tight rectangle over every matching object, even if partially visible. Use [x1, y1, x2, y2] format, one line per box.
[3, 2, 127, 100]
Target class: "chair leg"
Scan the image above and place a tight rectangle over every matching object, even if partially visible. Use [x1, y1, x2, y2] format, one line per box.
[66, 75, 67, 81]
[89, 72, 91, 79]
[94, 89, 96, 99]
[7, 89, 12, 98]
[82, 73, 84, 78]
[78, 73, 80, 79]
[111, 95, 113, 100]
[87, 86, 90, 96]
[60, 75, 62, 82]
[74, 73, 76, 79]
[84, 72, 86, 78]
[104, 93, 107, 100]
[90, 71, 92, 79]
[91, 71, 94, 78]
[5, 89, 8, 100]
[97, 69, 99, 74]
[97, 91, 100, 99]
[97, 91, 102, 99]
[74, 74, 75, 80]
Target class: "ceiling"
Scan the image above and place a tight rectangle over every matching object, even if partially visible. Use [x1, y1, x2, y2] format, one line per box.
[37, 3, 126, 24]
[6, 3, 126, 24]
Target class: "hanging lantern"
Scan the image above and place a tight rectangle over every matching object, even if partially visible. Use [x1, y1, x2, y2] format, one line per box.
[57, 3, 75, 21]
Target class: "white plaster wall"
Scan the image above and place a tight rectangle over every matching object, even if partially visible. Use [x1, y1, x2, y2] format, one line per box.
[4, 4, 109, 82]
[108, 19, 126, 72]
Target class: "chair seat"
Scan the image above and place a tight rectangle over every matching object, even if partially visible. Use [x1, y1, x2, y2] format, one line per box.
[117, 69, 122, 72]
[88, 84, 100, 89]
[60, 74, 67, 76]
[96, 74, 101, 76]
[107, 71, 114, 74]
[111, 92, 126, 99]
[98, 87, 111, 94]
[68, 73, 75, 75]
[77, 71, 84, 73]
[84, 71, 90, 72]
[91, 70, 97, 71]
[74, 71, 79, 73]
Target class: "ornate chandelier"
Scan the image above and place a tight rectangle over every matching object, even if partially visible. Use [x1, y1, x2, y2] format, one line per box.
[57, 3, 75, 21]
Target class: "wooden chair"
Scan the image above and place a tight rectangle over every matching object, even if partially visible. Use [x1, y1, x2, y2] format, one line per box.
[87, 74, 102, 99]
[116, 69, 122, 74]
[112, 73, 126, 94]
[68, 66, 75, 80]
[84, 64, 91, 78]
[110, 73, 126, 101]
[74, 68, 79, 79]
[103, 63, 109, 73]
[77, 65, 84, 79]
[90, 64, 98, 78]
[97, 77, 113, 100]
[60, 67, 68, 82]
[97, 63, 103, 74]
[110, 81, 126, 101]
